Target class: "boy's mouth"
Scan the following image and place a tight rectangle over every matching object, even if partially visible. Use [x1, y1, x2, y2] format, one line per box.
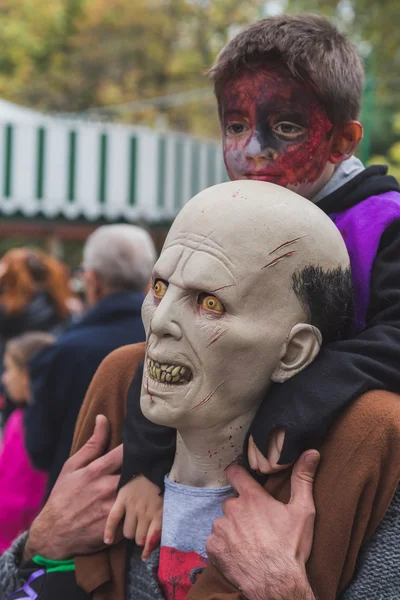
[243, 171, 282, 181]
[146, 357, 192, 385]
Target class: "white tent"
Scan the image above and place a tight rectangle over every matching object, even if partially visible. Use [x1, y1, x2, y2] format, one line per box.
[0, 98, 47, 124]
[0, 100, 228, 223]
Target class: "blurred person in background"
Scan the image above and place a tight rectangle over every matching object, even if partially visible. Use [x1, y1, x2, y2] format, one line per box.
[0, 332, 55, 554]
[25, 224, 155, 493]
[0, 249, 71, 428]
[67, 267, 86, 319]
[0, 248, 70, 346]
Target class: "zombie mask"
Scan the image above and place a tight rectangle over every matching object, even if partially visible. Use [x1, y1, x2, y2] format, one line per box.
[220, 64, 334, 198]
[140, 181, 349, 432]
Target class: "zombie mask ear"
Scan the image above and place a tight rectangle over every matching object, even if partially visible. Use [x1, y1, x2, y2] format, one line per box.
[271, 323, 322, 383]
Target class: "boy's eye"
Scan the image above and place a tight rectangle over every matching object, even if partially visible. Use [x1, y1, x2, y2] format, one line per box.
[273, 122, 305, 139]
[153, 279, 168, 298]
[226, 123, 248, 135]
[198, 292, 225, 314]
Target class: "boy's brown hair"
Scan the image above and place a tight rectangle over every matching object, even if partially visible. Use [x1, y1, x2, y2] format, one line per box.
[6, 331, 56, 368]
[209, 14, 364, 125]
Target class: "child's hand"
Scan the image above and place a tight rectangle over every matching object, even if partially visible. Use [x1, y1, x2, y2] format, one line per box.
[104, 475, 163, 560]
[247, 430, 293, 474]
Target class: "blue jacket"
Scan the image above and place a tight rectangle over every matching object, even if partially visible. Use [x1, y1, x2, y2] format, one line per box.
[25, 291, 145, 491]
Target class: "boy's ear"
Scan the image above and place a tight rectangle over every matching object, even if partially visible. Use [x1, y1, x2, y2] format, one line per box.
[271, 323, 322, 383]
[330, 121, 363, 164]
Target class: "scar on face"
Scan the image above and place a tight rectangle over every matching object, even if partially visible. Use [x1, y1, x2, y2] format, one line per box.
[206, 328, 228, 347]
[262, 235, 308, 269]
[191, 380, 226, 412]
[210, 284, 234, 293]
[269, 235, 308, 255]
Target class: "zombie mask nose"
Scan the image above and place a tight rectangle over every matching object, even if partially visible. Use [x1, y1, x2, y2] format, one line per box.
[149, 286, 183, 341]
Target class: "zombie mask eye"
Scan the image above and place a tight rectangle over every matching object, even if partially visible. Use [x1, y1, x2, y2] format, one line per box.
[197, 292, 225, 314]
[153, 278, 168, 298]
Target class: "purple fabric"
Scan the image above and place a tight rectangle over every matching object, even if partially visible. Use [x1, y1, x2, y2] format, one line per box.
[329, 191, 400, 333]
[0, 409, 47, 553]
[8, 568, 45, 599]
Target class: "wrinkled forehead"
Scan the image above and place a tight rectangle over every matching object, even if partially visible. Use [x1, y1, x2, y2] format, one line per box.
[159, 183, 349, 288]
[159, 200, 315, 290]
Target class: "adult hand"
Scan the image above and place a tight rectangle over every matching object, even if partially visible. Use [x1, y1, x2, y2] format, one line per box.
[24, 415, 122, 561]
[206, 450, 320, 600]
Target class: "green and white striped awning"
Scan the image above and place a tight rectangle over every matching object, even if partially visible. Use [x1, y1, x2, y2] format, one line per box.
[0, 118, 229, 223]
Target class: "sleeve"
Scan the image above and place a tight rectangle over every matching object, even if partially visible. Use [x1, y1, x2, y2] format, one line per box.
[119, 363, 176, 491]
[339, 486, 400, 599]
[250, 218, 400, 464]
[0, 532, 28, 597]
[70, 343, 146, 456]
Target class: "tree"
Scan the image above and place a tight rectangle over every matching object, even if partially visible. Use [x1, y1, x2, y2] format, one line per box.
[0, 0, 259, 136]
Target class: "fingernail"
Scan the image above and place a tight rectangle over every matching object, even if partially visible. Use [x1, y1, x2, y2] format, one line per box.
[104, 538, 111, 545]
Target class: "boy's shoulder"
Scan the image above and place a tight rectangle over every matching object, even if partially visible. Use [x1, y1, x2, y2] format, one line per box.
[320, 164, 400, 220]
[351, 189, 400, 214]
[334, 190, 400, 242]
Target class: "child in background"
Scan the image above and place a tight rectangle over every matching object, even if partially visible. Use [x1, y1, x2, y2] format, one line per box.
[0, 332, 55, 553]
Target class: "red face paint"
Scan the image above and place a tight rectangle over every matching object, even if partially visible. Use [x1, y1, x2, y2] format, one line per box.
[220, 65, 333, 197]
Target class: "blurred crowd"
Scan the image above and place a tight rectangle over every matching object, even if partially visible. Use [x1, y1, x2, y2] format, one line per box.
[0, 225, 156, 553]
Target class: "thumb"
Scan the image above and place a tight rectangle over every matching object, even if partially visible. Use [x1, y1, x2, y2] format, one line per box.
[289, 450, 320, 508]
[65, 414, 110, 472]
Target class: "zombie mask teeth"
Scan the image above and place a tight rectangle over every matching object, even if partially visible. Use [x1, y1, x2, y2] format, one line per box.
[147, 357, 192, 385]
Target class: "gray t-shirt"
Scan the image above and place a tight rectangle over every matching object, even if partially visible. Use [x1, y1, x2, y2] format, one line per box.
[158, 476, 233, 600]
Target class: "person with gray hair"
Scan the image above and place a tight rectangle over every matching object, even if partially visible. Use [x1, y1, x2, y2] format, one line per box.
[83, 225, 156, 294]
[24, 224, 155, 494]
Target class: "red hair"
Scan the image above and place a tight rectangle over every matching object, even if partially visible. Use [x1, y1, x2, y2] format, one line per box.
[0, 248, 70, 319]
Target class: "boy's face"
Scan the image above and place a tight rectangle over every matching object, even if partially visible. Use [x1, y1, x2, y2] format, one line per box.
[220, 64, 335, 199]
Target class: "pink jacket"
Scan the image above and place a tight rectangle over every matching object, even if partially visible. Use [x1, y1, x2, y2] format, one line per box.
[0, 408, 47, 553]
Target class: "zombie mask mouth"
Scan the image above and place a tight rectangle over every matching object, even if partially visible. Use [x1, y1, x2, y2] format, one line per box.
[147, 356, 192, 385]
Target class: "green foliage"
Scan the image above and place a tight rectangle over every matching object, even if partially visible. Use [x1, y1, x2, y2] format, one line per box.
[367, 154, 400, 180]
[0, 0, 259, 136]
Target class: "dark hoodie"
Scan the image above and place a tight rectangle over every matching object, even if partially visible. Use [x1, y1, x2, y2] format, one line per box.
[119, 159, 400, 489]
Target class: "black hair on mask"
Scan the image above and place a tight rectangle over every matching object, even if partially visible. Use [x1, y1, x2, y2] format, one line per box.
[292, 265, 353, 344]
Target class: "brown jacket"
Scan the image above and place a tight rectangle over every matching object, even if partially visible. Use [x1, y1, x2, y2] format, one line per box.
[71, 343, 400, 600]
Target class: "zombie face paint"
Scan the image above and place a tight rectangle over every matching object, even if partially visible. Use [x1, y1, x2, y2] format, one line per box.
[140, 181, 349, 433]
[221, 64, 334, 198]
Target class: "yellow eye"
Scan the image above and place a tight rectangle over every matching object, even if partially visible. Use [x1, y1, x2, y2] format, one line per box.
[153, 279, 168, 298]
[198, 293, 225, 314]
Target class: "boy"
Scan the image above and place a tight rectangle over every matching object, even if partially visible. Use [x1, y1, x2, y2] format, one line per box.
[105, 14, 400, 557]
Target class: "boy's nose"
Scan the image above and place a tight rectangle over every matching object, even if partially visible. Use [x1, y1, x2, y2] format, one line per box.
[245, 135, 277, 162]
